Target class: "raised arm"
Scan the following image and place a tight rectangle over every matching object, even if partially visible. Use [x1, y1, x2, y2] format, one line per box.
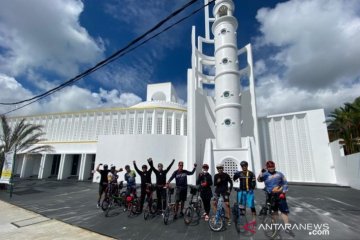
[96, 163, 102, 173]
[148, 158, 158, 174]
[165, 159, 175, 173]
[228, 175, 233, 192]
[133, 160, 141, 175]
[233, 171, 240, 181]
[257, 169, 266, 182]
[186, 163, 197, 175]
[167, 171, 176, 184]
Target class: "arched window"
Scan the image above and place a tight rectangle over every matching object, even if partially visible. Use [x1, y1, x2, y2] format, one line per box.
[223, 158, 239, 179]
[151, 92, 166, 101]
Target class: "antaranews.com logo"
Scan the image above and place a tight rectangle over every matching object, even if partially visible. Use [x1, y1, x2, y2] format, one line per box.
[258, 223, 330, 236]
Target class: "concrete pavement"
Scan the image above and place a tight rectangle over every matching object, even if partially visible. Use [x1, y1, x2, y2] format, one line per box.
[0, 200, 114, 240]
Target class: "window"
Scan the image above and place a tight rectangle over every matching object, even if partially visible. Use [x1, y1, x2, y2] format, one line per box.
[175, 118, 180, 135]
[223, 159, 238, 179]
[184, 117, 187, 136]
[128, 117, 134, 134]
[146, 117, 152, 134]
[157, 117, 163, 134]
[224, 118, 231, 126]
[137, 117, 143, 134]
[112, 118, 119, 135]
[166, 117, 172, 135]
[120, 118, 125, 134]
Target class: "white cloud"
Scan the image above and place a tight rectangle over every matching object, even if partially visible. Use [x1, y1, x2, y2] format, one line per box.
[0, 0, 105, 78]
[254, 0, 360, 115]
[0, 74, 142, 117]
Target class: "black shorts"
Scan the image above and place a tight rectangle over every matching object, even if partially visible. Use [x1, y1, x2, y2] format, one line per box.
[175, 187, 187, 202]
[216, 192, 230, 202]
[99, 183, 107, 195]
[267, 193, 289, 214]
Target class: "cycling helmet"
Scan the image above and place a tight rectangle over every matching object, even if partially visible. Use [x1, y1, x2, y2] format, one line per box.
[240, 161, 248, 167]
[110, 165, 116, 170]
[266, 160, 275, 168]
[142, 164, 148, 169]
[216, 163, 224, 168]
[202, 163, 209, 169]
[103, 164, 108, 169]
[125, 165, 130, 169]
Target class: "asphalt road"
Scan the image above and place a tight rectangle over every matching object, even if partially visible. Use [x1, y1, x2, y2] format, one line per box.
[1, 179, 360, 240]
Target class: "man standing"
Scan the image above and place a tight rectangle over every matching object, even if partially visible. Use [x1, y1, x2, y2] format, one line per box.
[257, 160, 294, 236]
[148, 158, 175, 213]
[167, 161, 197, 219]
[133, 160, 153, 213]
[233, 161, 256, 222]
[196, 163, 212, 221]
[124, 165, 137, 195]
[96, 163, 109, 208]
[214, 163, 233, 226]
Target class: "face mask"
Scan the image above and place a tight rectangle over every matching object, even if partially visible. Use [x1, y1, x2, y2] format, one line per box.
[203, 170, 208, 173]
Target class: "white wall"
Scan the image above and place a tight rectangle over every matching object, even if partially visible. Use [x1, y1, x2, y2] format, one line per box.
[258, 109, 336, 184]
[331, 140, 360, 190]
[94, 134, 187, 184]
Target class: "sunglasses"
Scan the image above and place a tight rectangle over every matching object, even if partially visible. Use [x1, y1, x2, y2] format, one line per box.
[179, 165, 183, 166]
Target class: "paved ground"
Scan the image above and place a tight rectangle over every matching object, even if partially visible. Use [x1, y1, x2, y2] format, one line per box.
[1, 179, 360, 240]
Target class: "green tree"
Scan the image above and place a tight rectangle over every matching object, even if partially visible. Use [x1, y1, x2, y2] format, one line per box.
[327, 97, 360, 154]
[0, 115, 53, 178]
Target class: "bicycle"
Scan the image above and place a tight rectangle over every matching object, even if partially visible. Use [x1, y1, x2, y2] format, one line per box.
[143, 183, 158, 220]
[101, 181, 127, 217]
[126, 187, 141, 217]
[163, 187, 175, 225]
[259, 189, 281, 239]
[208, 195, 226, 232]
[184, 186, 202, 225]
[232, 187, 255, 234]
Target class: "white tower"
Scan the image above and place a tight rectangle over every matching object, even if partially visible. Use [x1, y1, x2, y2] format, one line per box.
[187, 0, 262, 185]
[212, 0, 242, 149]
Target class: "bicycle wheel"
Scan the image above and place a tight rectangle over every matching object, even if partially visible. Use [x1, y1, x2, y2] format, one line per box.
[196, 199, 202, 217]
[101, 197, 110, 211]
[143, 202, 150, 220]
[184, 207, 194, 225]
[208, 215, 224, 232]
[150, 199, 158, 214]
[105, 199, 113, 217]
[232, 204, 240, 232]
[262, 214, 279, 239]
[163, 207, 170, 225]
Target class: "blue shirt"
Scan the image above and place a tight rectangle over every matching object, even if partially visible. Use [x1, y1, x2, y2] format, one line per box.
[261, 171, 288, 193]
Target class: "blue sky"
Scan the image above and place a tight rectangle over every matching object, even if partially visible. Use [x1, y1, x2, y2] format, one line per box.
[1, 0, 360, 117]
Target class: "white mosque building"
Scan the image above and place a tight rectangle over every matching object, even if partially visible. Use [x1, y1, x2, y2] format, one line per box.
[3, 0, 349, 187]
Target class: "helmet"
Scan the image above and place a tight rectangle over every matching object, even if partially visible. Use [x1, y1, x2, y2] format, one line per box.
[142, 164, 148, 169]
[216, 163, 224, 168]
[240, 161, 248, 167]
[266, 160, 275, 168]
[110, 165, 116, 170]
[202, 163, 209, 169]
[125, 165, 130, 169]
[158, 163, 163, 168]
[103, 164, 108, 169]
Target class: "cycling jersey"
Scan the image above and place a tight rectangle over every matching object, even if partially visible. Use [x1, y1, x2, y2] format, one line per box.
[259, 171, 288, 193]
[168, 168, 196, 188]
[233, 170, 256, 191]
[125, 170, 136, 188]
[214, 172, 233, 195]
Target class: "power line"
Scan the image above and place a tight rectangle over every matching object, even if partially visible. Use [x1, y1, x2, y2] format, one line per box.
[2, 0, 217, 115]
[2, 0, 215, 115]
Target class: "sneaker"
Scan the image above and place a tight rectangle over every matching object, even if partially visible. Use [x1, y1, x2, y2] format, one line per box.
[285, 228, 295, 237]
[202, 212, 207, 217]
[227, 220, 232, 226]
[204, 215, 209, 221]
[97, 203, 100, 208]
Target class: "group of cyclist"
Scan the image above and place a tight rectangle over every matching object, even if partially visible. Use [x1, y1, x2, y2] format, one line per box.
[96, 158, 291, 229]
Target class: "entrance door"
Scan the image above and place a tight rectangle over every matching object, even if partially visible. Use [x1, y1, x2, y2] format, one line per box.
[51, 155, 61, 176]
[71, 155, 80, 176]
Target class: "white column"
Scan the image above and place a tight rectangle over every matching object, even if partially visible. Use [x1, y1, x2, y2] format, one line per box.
[38, 154, 46, 179]
[79, 154, 86, 181]
[152, 110, 156, 134]
[180, 113, 185, 136]
[20, 154, 28, 178]
[171, 112, 176, 135]
[162, 111, 166, 134]
[58, 154, 66, 180]
[212, 0, 242, 149]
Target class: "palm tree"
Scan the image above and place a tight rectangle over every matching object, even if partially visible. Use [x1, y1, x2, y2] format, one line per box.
[0, 115, 53, 178]
[327, 97, 360, 154]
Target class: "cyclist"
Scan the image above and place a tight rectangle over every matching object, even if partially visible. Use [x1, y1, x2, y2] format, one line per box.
[107, 165, 123, 195]
[124, 165, 137, 196]
[213, 163, 233, 226]
[96, 163, 110, 208]
[257, 160, 294, 236]
[233, 161, 256, 222]
[133, 160, 153, 213]
[167, 161, 197, 219]
[196, 163, 212, 221]
[148, 158, 175, 214]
